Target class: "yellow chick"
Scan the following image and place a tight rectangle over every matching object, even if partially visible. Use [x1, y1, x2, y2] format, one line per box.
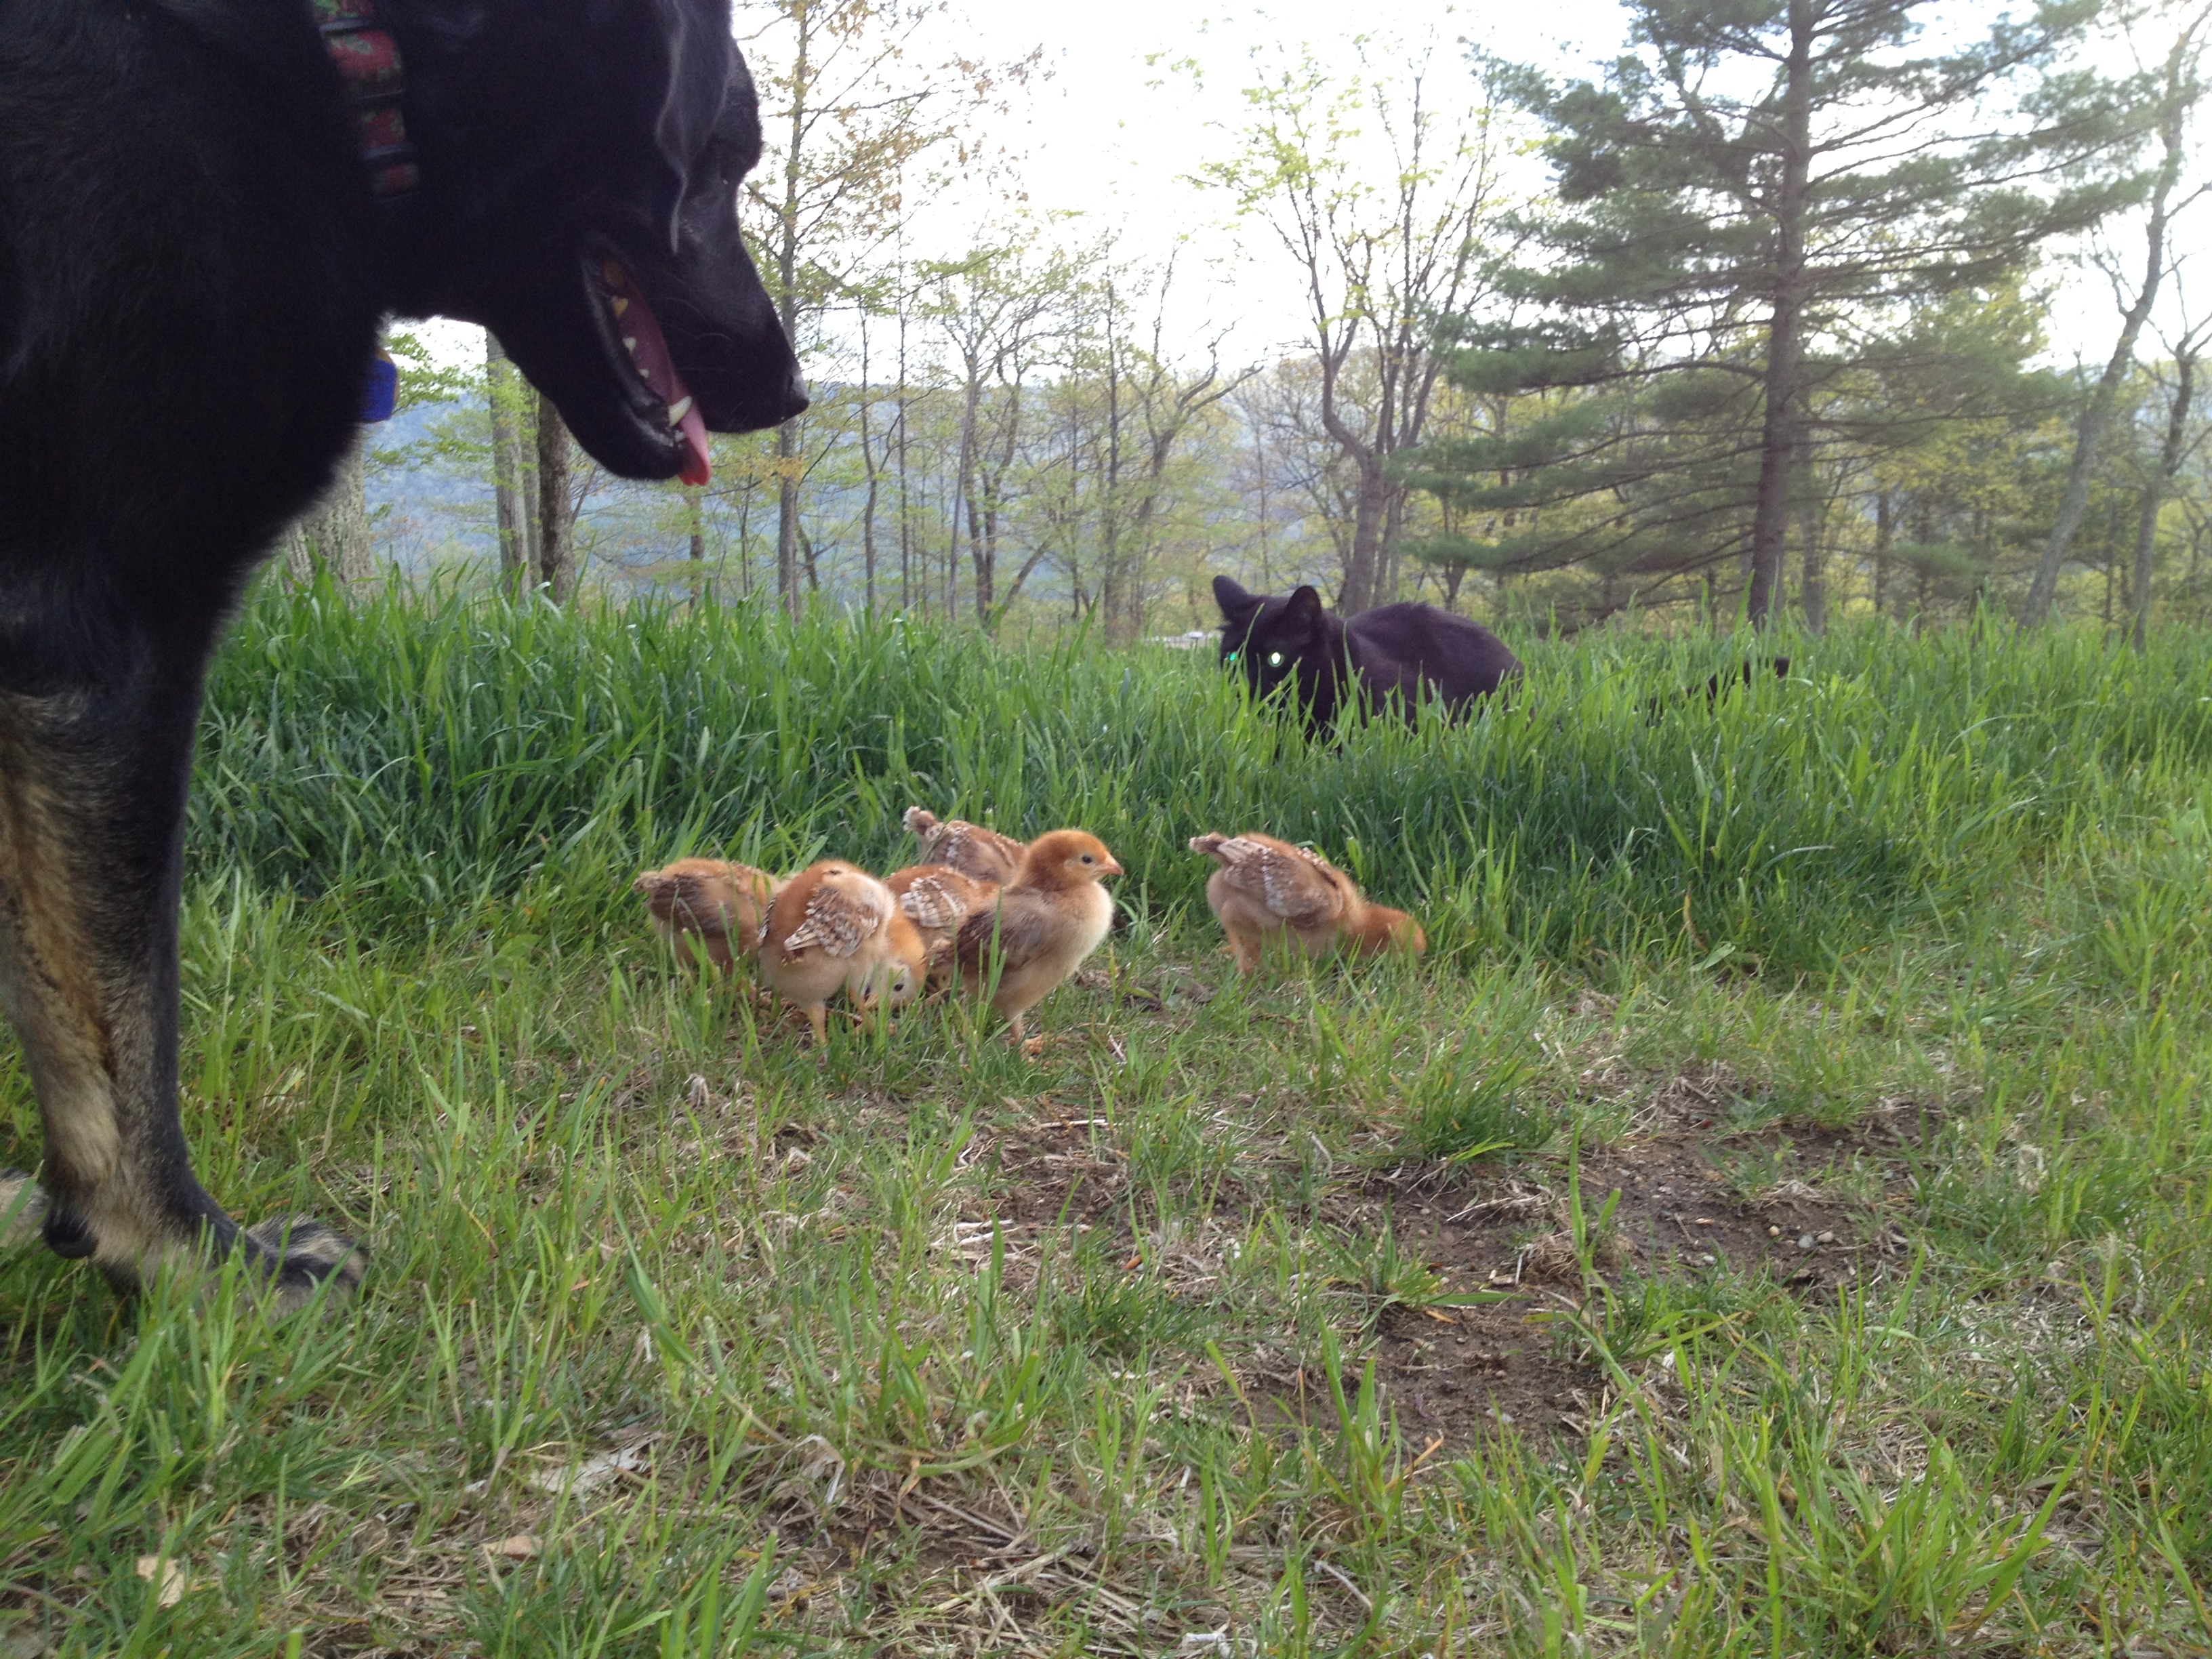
[1188, 832, 1425, 975]
[632, 858, 781, 973]
[758, 860, 899, 1042]
[953, 830, 1123, 1041]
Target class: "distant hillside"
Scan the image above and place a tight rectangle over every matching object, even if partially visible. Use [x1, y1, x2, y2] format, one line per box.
[364, 396, 721, 584]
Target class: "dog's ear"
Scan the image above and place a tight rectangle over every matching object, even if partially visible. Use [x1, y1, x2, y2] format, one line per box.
[638, 0, 736, 254]
[1213, 575, 1255, 618]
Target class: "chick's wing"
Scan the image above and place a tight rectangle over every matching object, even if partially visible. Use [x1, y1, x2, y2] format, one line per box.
[1210, 837, 1343, 923]
[781, 876, 890, 958]
[899, 869, 991, 931]
[954, 888, 1065, 972]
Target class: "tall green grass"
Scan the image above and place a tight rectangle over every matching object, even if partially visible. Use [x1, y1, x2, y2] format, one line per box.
[196, 581, 2212, 972]
[0, 581, 2204, 1654]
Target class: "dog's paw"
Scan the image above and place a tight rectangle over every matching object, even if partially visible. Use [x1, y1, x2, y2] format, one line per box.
[243, 1215, 366, 1313]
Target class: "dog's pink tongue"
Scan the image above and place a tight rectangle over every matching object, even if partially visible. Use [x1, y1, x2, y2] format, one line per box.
[608, 262, 713, 485]
[676, 398, 711, 487]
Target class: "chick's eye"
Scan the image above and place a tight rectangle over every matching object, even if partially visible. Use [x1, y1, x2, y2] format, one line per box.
[1080, 854, 1094, 864]
[1267, 651, 1285, 668]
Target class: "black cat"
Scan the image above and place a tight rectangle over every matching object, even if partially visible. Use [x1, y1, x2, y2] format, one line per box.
[1212, 577, 1522, 728]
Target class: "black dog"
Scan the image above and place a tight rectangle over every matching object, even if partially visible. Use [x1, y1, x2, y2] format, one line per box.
[1212, 577, 1523, 729]
[0, 0, 806, 1309]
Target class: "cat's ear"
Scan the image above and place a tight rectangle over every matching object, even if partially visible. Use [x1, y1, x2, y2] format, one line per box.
[1213, 575, 1256, 619]
[1286, 586, 1325, 628]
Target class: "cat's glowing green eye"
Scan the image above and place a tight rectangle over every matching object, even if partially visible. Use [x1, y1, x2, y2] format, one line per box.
[1225, 651, 1240, 663]
[1267, 651, 1285, 668]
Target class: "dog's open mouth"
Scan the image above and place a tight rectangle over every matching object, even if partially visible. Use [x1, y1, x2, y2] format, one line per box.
[585, 247, 712, 486]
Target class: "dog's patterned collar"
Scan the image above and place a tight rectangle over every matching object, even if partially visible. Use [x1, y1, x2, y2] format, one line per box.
[308, 0, 419, 201]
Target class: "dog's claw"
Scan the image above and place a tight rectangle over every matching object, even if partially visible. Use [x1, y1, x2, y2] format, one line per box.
[243, 1215, 366, 1313]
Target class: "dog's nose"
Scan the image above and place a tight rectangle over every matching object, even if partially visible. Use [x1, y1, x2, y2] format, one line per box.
[777, 368, 808, 422]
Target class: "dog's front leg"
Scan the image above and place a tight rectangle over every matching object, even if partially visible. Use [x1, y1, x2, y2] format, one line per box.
[0, 654, 361, 1312]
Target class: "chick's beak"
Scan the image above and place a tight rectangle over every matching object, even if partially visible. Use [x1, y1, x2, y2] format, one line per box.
[1100, 858, 1125, 878]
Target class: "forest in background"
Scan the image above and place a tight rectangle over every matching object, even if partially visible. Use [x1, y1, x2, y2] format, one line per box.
[286, 0, 2212, 644]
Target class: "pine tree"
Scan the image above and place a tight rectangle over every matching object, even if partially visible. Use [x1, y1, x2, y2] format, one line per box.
[1413, 0, 2150, 626]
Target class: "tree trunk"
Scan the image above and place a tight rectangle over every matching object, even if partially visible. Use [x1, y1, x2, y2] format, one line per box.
[1872, 487, 1893, 619]
[2024, 28, 2195, 627]
[860, 321, 879, 615]
[775, 424, 802, 617]
[1798, 472, 1826, 635]
[519, 398, 542, 575]
[949, 374, 979, 626]
[897, 309, 913, 615]
[487, 333, 527, 591]
[535, 390, 574, 602]
[285, 431, 375, 590]
[1098, 345, 1128, 642]
[1336, 455, 1387, 615]
[1746, 0, 1814, 628]
[687, 486, 707, 604]
[281, 522, 315, 585]
[2133, 346, 2198, 651]
[770, 3, 811, 621]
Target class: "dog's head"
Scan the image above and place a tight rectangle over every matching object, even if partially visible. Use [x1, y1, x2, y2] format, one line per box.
[395, 0, 806, 483]
[1213, 576, 1332, 703]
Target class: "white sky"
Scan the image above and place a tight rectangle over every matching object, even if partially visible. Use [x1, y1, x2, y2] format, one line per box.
[937, 0, 2212, 369]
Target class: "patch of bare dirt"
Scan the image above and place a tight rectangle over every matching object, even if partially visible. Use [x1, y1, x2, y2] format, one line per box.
[982, 1111, 1133, 1231]
[1336, 1098, 1933, 1446]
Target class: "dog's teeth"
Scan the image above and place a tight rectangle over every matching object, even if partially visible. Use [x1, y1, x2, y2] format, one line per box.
[623, 336, 639, 356]
[666, 396, 694, 426]
[611, 295, 629, 317]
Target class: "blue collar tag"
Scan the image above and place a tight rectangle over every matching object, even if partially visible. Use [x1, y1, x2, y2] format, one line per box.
[360, 349, 398, 422]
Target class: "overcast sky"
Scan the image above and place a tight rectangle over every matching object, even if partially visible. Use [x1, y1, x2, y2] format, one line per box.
[932, 0, 2209, 370]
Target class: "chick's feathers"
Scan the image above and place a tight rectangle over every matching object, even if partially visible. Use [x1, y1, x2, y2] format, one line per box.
[902, 806, 1027, 884]
[952, 886, 1076, 973]
[890, 864, 999, 933]
[779, 869, 893, 958]
[1187, 834, 1348, 924]
[1189, 830, 1425, 972]
[633, 859, 780, 968]
[759, 861, 902, 1042]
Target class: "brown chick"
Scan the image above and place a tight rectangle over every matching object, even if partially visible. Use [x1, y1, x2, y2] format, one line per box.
[886, 862, 1002, 979]
[632, 858, 781, 972]
[1188, 832, 1426, 975]
[902, 806, 1027, 884]
[953, 830, 1123, 1041]
[759, 861, 898, 1042]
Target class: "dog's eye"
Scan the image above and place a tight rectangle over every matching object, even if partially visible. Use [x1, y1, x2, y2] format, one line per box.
[1267, 651, 1285, 668]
